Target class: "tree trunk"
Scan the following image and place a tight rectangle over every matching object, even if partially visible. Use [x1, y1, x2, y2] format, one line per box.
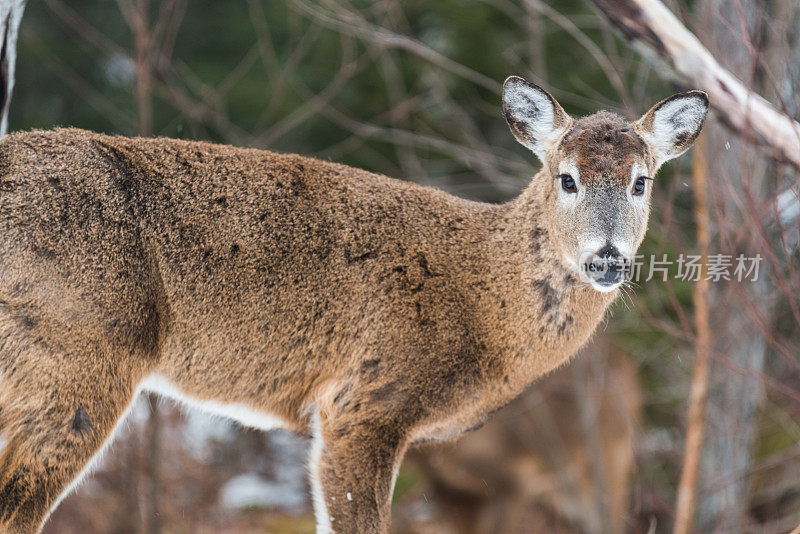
[673, 131, 713, 534]
[694, 1, 774, 531]
[0, 0, 26, 136]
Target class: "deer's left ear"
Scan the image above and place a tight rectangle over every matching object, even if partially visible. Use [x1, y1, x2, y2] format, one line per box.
[502, 76, 572, 162]
[635, 91, 709, 168]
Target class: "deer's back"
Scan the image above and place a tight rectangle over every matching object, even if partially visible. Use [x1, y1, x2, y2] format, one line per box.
[0, 129, 499, 421]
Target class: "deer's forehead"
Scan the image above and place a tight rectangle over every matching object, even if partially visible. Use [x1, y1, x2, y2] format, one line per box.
[557, 118, 648, 185]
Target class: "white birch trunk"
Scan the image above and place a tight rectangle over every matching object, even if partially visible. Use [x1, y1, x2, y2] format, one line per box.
[0, 0, 25, 136]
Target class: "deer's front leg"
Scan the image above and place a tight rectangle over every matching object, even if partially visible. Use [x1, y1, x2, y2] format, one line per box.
[309, 410, 407, 534]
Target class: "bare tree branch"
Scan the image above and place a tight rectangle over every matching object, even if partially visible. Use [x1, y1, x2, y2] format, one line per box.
[588, 0, 800, 170]
[45, 0, 125, 59]
[290, 0, 501, 92]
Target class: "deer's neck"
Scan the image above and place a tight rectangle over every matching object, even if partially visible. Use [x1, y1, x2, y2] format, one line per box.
[471, 178, 617, 386]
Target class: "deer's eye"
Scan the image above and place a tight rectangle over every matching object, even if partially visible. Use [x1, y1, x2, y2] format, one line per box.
[632, 176, 648, 196]
[558, 174, 577, 193]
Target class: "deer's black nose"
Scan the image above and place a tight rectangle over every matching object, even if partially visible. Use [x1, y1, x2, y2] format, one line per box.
[597, 243, 621, 260]
[583, 243, 628, 287]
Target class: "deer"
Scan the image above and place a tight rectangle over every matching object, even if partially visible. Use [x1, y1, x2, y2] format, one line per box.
[0, 75, 707, 533]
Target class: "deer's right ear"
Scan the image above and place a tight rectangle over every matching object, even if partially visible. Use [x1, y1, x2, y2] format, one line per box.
[502, 76, 571, 162]
[635, 91, 709, 168]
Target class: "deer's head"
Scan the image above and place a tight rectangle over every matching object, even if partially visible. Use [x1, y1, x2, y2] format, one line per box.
[502, 76, 708, 292]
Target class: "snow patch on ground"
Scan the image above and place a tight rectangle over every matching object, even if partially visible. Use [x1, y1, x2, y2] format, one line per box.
[220, 430, 308, 512]
[220, 471, 305, 511]
[183, 410, 236, 460]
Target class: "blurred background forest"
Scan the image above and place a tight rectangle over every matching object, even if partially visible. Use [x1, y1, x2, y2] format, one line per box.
[6, 0, 800, 532]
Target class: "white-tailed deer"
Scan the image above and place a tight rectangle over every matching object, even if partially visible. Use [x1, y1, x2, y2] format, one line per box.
[0, 76, 707, 533]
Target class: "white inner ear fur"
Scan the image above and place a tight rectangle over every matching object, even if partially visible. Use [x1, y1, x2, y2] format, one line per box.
[503, 80, 569, 161]
[639, 95, 707, 167]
